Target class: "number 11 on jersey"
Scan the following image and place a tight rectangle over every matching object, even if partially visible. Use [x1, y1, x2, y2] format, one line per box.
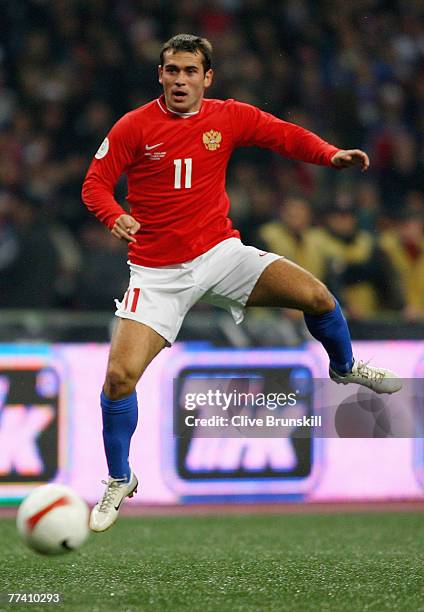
[174, 158, 192, 189]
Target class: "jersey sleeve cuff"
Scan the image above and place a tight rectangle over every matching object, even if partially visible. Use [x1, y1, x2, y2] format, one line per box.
[327, 146, 342, 167]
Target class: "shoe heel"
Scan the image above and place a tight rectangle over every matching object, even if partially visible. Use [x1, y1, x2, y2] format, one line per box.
[128, 487, 138, 499]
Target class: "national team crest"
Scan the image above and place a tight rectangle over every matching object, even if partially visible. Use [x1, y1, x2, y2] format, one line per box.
[203, 130, 222, 151]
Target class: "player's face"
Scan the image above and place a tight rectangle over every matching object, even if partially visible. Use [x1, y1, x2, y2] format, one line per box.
[159, 51, 213, 113]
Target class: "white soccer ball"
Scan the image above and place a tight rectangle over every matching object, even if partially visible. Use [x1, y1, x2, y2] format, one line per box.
[16, 484, 89, 555]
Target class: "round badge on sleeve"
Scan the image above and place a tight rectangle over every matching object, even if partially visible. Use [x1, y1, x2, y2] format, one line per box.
[95, 137, 109, 159]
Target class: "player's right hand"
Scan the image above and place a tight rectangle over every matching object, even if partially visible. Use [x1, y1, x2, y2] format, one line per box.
[111, 214, 140, 243]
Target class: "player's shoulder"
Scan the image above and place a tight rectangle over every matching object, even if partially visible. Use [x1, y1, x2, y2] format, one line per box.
[211, 99, 270, 124]
[204, 98, 252, 114]
[204, 97, 234, 107]
[110, 99, 159, 137]
[121, 99, 159, 123]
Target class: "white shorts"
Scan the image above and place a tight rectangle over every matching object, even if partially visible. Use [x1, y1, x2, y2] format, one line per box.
[115, 238, 281, 345]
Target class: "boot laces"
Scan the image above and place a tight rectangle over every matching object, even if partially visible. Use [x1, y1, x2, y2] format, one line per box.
[355, 360, 384, 383]
[98, 477, 127, 512]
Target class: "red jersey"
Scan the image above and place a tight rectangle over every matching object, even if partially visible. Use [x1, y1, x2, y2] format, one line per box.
[82, 96, 339, 266]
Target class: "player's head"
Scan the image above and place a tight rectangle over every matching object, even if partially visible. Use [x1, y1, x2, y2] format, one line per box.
[160, 34, 213, 74]
[159, 34, 213, 114]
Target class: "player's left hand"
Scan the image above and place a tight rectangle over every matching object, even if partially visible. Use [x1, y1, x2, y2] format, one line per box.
[111, 214, 141, 243]
[331, 149, 370, 171]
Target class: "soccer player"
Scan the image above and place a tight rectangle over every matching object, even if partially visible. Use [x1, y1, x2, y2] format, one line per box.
[82, 34, 401, 531]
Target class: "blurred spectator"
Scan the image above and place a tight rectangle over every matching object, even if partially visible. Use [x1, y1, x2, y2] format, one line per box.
[238, 183, 276, 246]
[356, 180, 381, 233]
[311, 200, 404, 319]
[76, 223, 128, 310]
[0, 192, 72, 308]
[380, 211, 424, 320]
[258, 196, 321, 277]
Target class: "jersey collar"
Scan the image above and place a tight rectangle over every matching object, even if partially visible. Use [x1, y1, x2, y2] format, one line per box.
[156, 95, 203, 118]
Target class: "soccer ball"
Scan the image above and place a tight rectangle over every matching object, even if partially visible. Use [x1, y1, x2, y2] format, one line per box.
[16, 484, 89, 555]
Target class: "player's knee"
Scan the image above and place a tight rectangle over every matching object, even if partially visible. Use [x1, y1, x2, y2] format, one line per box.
[104, 363, 138, 400]
[308, 282, 334, 315]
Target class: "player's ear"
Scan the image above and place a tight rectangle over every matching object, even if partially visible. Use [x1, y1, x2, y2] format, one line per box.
[158, 65, 163, 84]
[204, 68, 213, 89]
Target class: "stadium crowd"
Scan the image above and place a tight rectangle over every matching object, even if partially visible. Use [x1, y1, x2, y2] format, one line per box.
[1, 0, 424, 321]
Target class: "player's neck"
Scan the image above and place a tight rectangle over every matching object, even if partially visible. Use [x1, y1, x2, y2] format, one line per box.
[167, 106, 200, 117]
[158, 95, 203, 118]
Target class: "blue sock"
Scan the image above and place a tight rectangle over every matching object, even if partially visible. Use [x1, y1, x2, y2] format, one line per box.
[101, 390, 138, 481]
[304, 298, 353, 374]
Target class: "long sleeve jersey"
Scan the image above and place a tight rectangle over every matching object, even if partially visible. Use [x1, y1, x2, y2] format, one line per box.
[82, 95, 340, 266]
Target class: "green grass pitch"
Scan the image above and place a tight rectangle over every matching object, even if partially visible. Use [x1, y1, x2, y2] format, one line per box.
[1, 512, 424, 611]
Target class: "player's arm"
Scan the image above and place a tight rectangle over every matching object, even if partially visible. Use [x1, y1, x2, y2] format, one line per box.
[228, 101, 369, 171]
[81, 114, 141, 243]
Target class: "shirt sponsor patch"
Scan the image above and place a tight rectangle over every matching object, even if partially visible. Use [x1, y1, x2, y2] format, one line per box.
[95, 137, 109, 159]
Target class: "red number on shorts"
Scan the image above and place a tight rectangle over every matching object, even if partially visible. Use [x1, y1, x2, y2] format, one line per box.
[130, 288, 140, 312]
[123, 288, 140, 312]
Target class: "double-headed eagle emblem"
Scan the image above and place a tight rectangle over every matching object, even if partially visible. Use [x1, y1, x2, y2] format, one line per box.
[203, 130, 222, 151]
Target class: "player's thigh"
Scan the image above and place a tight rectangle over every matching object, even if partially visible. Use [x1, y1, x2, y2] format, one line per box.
[246, 258, 333, 313]
[106, 318, 166, 384]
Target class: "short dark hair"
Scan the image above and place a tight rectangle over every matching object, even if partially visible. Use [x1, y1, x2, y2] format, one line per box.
[160, 34, 213, 73]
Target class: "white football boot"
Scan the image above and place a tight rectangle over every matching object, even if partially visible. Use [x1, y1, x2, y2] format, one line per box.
[330, 359, 402, 394]
[89, 470, 138, 532]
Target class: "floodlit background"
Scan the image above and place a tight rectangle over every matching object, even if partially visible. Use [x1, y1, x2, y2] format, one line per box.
[1, 0, 424, 505]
